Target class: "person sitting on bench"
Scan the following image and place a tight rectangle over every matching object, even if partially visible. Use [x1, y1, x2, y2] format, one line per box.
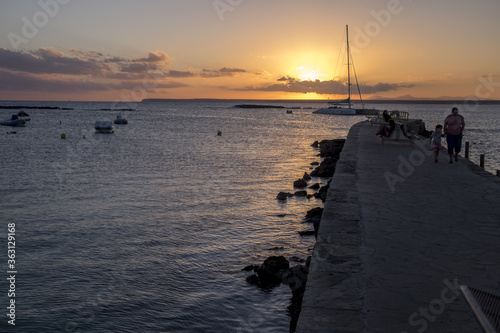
[375, 116, 396, 137]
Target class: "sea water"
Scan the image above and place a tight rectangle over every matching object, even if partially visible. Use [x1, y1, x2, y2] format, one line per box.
[0, 100, 498, 332]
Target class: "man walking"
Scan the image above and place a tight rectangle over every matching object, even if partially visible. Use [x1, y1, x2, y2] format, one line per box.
[444, 107, 465, 163]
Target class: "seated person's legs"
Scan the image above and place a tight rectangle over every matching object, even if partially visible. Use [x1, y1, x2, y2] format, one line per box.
[375, 123, 385, 135]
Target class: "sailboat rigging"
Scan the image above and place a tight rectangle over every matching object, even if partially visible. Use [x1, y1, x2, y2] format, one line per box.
[313, 25, 365, 115]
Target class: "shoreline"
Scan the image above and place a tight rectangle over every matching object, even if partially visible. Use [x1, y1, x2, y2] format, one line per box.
[242, 139, 347, 332]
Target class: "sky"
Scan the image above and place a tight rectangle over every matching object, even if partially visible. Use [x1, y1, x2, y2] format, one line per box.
[1, 0, 500, 101]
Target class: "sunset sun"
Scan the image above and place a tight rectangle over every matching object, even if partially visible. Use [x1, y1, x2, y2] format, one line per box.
[296, 66, 328, 82]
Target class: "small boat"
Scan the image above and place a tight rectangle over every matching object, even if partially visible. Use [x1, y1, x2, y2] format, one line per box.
[113, 115, 128, 124]
[0, 115, 27, 127]
[95, 120, 114, 133]
[17, 111, 30, 120]
[286, 110, 293, 114]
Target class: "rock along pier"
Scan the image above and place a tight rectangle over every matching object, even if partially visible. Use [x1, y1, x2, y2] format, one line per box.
[296, 121, 500, 333]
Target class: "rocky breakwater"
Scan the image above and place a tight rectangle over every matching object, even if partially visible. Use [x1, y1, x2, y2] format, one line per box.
[243, 255, 310, 332]
[310, 139, 345, 177]
[276, 139, 345, 203]
[243, 139, 345, 332]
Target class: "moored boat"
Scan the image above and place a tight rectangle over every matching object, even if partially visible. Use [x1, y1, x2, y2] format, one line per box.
[95, 120, 114, 133]
[113, 115, 128, 124]
[313, 25, 367, 116]
[314, 104, 357, 115]
[17, 111, 30, 119]
[0, 115, 27, 127]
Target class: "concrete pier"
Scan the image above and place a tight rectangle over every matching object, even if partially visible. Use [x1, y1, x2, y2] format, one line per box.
[296, 121, 500, 333]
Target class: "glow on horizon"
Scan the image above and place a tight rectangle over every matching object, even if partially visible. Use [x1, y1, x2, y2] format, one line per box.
[297, 69, 324, 82]
[0, 0, 500, 101]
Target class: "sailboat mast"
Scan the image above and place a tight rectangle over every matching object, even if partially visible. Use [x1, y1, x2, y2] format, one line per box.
[346, 24, 351, 109]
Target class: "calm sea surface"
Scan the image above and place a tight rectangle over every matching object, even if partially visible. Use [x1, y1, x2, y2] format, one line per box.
[0, 100, 499, 332]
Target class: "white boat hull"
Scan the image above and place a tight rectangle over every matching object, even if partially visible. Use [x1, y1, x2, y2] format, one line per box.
[95, 120, 114, 133]
[1, 117, 26, 127]
[313, 107, 356, 115]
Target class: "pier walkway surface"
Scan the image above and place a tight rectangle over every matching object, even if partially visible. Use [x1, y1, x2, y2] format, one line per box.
[296, 121, 500, 333]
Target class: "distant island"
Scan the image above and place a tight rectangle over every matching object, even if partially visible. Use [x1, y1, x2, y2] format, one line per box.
[0, 105, 74, 110]
[234, 104, 285, 109]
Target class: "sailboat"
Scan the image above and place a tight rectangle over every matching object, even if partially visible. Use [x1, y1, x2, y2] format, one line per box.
[313, 25, 364, 115]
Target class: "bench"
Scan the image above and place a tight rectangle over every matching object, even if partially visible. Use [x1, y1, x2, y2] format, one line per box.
[389, 111, 409, 123]
[365, 109, 380, 119]
[367, 110, 409, 126]
[379, 121, 416, 145]
[369, 110, 414, 145]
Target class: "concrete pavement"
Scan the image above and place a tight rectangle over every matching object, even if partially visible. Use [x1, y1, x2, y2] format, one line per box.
[296, 121, 500, 333]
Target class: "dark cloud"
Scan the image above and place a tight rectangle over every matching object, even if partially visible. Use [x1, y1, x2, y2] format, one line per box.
[0, 47, 110, 75]
[118, 51, 170, 73]
[167, 70, 195, 78]
[68, 49, 104, 58]
[244, 77, 414, 95]
[201, 67, 247, 78]
[119, 62, 154, 74]
[118, 51, 169, 74]
[0, 69, 109, 92]
[104, 72, 146, 80]
[219, 67, 246, 73]
[133, 51, 169, 63]
[248, 79, 336, 94]
[104, 56, 127, 63]
[0, 68, 188, 93]
[277, 76, 296, 82]
[0, 47, 184, 94]
[0, 48, 171, 76]
[0, 47, 250, 84]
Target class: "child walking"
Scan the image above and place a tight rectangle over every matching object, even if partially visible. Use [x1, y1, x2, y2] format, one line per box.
[429, 125, 444, 162]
